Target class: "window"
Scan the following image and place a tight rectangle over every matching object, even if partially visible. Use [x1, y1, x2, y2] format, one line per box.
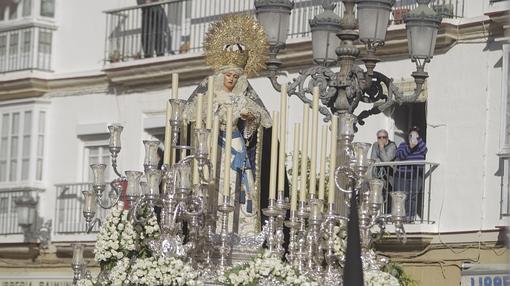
[36, 111, 45, 180]
[8, 32, 18, 70]
[8, 2, 18, 20]
[37, 29, 51, 70]
[21, 30, 32, 69]
[40, 0, 54, 18]
[84, 145, 111, 182]
[0, 105, 47, 185]
[22, 0, 32, 17]
[501, 44, 510, 154]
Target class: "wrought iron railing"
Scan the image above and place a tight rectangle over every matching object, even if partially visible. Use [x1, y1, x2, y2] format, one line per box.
[391, 0, 464, 24]
[54, 183, 109, 234]
[0, 190, 31, 234]
[499, 156, 510, 218]
[103, 0, 342, 63]
[371, 161, 439, 224]
[103, 0, 464, 63]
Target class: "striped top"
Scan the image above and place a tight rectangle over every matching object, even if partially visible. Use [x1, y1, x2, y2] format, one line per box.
[396, 138, 427, 173]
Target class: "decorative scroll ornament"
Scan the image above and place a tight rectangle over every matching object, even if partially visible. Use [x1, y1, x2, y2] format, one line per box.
[204, 14, 268, 76]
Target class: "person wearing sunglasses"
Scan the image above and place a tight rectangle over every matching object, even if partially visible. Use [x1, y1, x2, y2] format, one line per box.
[370, 129, 397, 163]
[370, 129, 397, 214]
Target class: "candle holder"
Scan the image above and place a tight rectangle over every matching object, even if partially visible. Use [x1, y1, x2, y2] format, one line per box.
[306, 195, 323, 273]
[262, 199, 284, 257]
[284, 210, 300, 264]
[217, 195, 234, 271]
[295, 200, 309, 273]
[322, 203, 346, 286]
[108, 124, 123, 178]
[71, 243, 87, 285]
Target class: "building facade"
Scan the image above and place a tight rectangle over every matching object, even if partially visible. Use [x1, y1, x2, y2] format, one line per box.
[0, 0, 508, 284]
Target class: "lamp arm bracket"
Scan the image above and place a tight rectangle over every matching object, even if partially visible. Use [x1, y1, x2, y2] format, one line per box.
[287, 65, 335, 122]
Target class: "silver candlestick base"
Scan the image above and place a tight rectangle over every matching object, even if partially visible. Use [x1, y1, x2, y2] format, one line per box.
[262, 199, 284, 257]
[284, 210, 300, 265]
[295, 200, 309, 273]
[217, 196, 234, 272]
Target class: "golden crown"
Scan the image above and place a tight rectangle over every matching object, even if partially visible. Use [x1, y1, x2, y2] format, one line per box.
[204, 15, 268, 76]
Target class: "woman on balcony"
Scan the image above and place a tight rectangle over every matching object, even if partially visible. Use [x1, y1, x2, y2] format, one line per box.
[395, 126, 428, 222]
[183, 15, 272, 236]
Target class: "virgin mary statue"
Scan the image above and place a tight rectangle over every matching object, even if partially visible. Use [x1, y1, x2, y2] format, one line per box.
[183, 15, 272, 236]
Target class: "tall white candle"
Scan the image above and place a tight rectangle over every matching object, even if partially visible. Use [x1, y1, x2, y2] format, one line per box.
[277, 84, 288, 197]
[291, 123, 300, 211]
[318, 125, 328, 201]
[269, 112, 279, 201]
[309, 86, 319, 196]
[195, 94, 203, 129]
[210, 116, 220, 182]
[206, 76, 214, 129]
[193, 94, 204, 184]
[299, 106, 309, 202]
[328, 115, 338, 204]
[172, 73, 179, 99]
[223, 106, 233, 196]
[163, 100, 172, 165]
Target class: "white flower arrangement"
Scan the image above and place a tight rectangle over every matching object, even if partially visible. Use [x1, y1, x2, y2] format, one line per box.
[77, 279, 95, 286]
[220, 252, 319, 286]
[364, 269, 400, 286]
[94, 204, 137, 264]
[128, 256, 202, 286]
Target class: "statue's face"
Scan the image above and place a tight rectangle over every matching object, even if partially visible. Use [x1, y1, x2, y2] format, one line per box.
[223, 71, 240, 92]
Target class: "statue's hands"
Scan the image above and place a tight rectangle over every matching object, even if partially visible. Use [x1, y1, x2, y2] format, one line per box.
[240, 111, 256, 121]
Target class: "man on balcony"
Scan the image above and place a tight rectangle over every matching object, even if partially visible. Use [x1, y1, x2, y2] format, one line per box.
[395, 126, 428, 222]
[138, 0, 171, 58]
[371, 129, 397, 214]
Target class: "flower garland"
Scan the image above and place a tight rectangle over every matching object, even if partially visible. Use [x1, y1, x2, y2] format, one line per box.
[219, 253, 319, 286]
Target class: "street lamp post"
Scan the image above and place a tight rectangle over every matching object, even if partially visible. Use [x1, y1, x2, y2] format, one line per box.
[15, 192, 51, 248]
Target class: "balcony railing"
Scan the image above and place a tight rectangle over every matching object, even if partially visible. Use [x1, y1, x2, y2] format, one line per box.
[0, 190, 36, 235]
[54, 183, 108, 234]
[371, 161, 439, 224]
[0, 25, 54, 73]
[391, 0, 464, 24]
[103, 0, 342, 63]
[104, 0, 463, 64]
[499, 156, 510, 218]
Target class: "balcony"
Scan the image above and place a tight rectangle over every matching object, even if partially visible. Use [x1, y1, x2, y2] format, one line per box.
[54, 183, 108, 234]
[0, 190, 29, 235]
[371, 161, 439, 224]
[104, 0, 464, 64]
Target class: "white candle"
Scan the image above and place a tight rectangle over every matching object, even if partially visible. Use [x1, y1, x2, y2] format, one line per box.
[299, 106, 309, 202]
[172, 73, 179, 99]
[206, 76, 214, 129]
[309, 86, 319, 196]
[269, 112, 279, 201]
[193, 94, 204, 184]
[210, 116, 220, 182]
[277, 84, 288, 197]
[328, 115, 338, 204]
[291, 123, 300, 211]
[223, 106, 233, 196]
[163, 100, 172, 165]
[195, 94, 204, 129]
[318, 125, 328, 201]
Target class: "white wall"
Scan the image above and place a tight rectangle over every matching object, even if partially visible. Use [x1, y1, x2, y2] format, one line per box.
[53, 0, 135, 74]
